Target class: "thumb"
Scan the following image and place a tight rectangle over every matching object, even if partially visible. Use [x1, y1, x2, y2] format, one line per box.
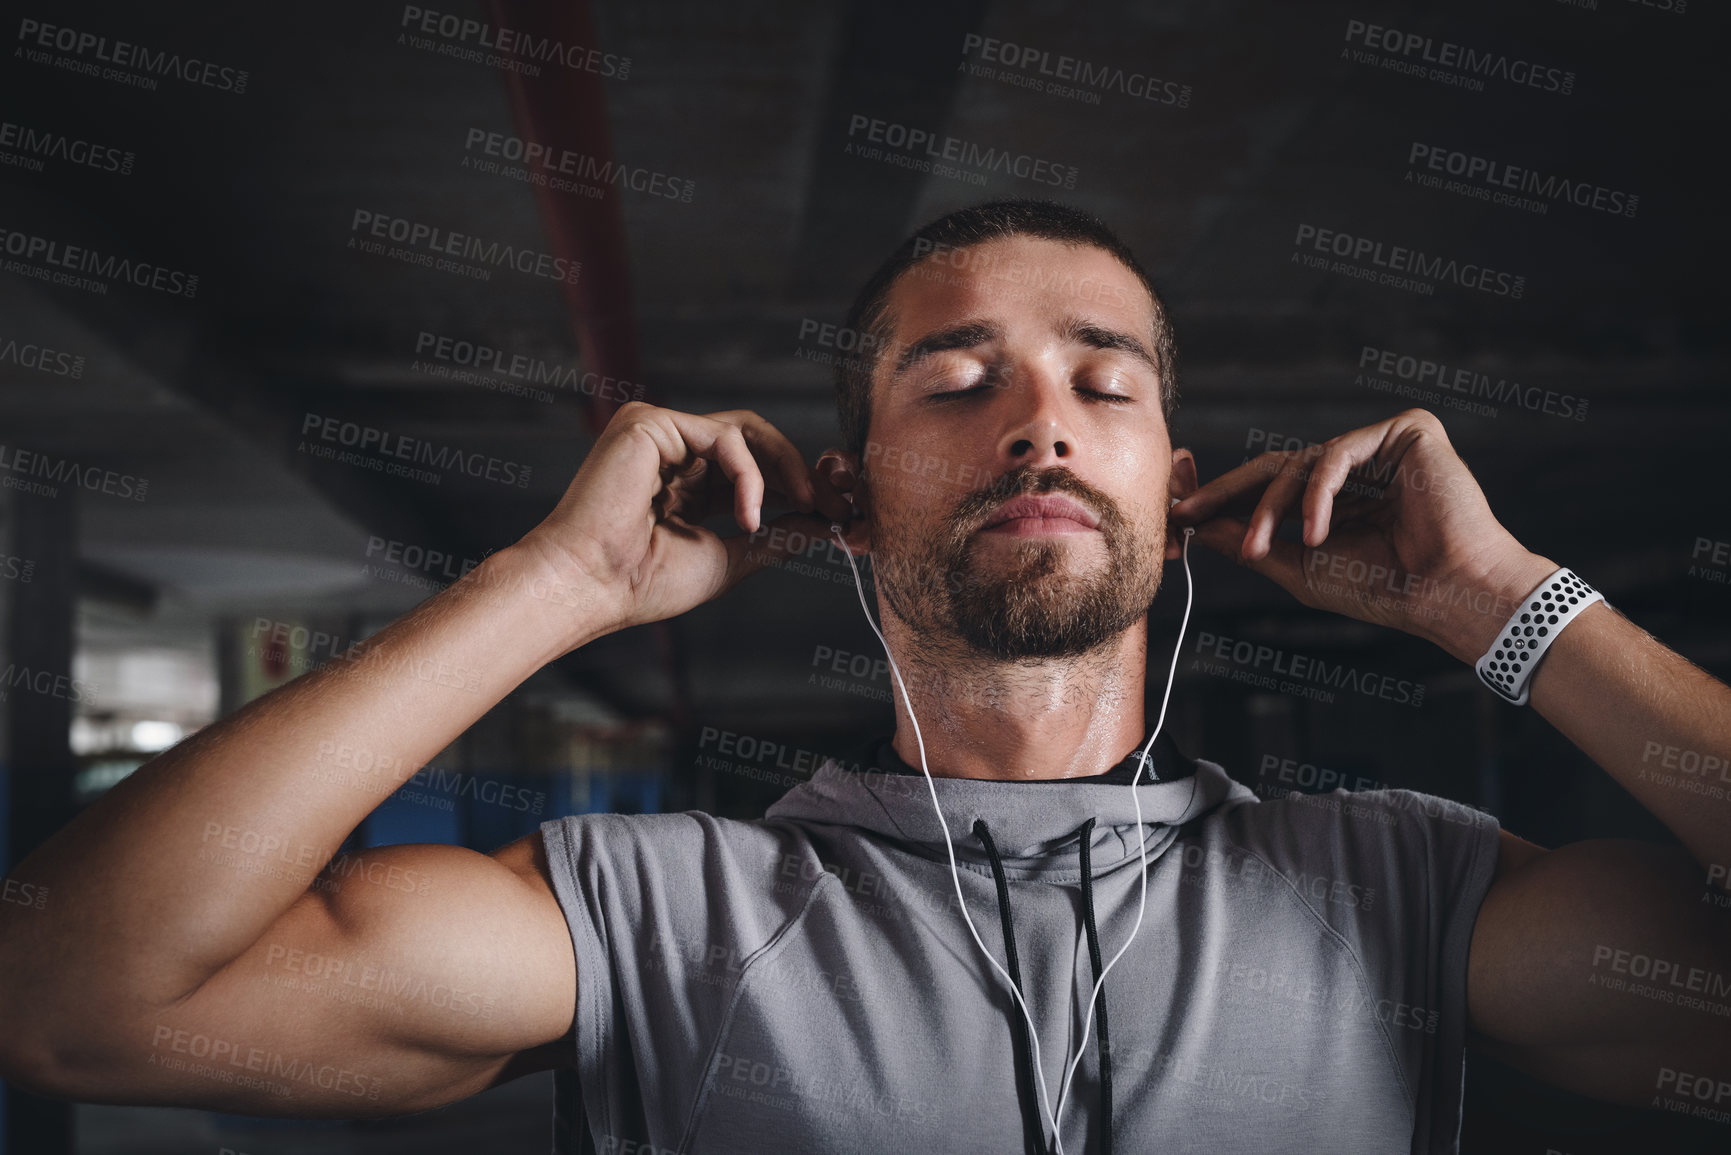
[720, 511, 845, 593]
[1186, 515, 1310, 602]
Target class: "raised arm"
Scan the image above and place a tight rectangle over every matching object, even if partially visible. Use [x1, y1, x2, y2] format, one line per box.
[1444, 570, 1731, 1106]
[1170, 407, 1731, 1106]
[0, 403, 846, 1115]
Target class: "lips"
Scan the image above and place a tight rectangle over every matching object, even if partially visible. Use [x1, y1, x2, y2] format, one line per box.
[979, 494, 1101, 533]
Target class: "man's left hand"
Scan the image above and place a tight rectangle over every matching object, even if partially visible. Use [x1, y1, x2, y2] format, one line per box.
[1168, 408, 1557, 660]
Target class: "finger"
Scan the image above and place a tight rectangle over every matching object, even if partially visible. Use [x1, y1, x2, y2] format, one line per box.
[1243, 448, 1322, 561]
[713, 410, 826, 516]
[1169, 452, 1288, 525]
[1289, 423, 1394, 545]
[665, 412, 766, 532]
[720, 511, 837, 592]
[713, 426, 764, 532]
[1187, 515, 1310, 601]
[1302, 445, 1360, 547]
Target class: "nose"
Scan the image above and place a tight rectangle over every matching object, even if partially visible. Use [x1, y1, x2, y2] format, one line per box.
[996, 372, 1074, 468]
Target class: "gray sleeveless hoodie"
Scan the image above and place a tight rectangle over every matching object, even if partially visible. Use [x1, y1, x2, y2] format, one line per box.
[539, 733, 1500, 1154]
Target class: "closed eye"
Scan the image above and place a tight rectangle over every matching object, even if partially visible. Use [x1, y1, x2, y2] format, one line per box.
[1079, 389, 1134, 404]
[926, 384, 995, 403]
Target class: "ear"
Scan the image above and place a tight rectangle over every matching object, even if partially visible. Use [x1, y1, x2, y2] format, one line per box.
[1164, 447, 1199, 561]
[816, 449, 872, 556]
[1168, 446, 1199, 501]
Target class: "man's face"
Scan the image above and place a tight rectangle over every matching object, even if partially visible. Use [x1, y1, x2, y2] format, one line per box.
[851, 234, 1194, 661]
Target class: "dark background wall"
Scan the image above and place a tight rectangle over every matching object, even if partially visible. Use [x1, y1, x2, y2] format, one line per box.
[1, 0, 1726, 1151]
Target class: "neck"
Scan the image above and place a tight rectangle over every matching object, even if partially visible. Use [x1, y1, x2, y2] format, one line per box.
[879, 608, 1149, 782]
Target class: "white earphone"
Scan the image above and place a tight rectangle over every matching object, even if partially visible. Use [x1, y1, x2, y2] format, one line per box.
[827, 506, 1196, 1155]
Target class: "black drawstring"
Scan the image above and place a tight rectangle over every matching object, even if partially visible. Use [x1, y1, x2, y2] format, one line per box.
[1076, 817, 1113, 1155]
[974, 818, 1049, 1155]
[975, 818, 1116, 1155]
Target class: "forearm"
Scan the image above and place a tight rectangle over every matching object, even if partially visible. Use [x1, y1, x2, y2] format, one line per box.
[1526, 601, 1731, 871]
[0, 542, 605, 1015]
[1432, 553, 1731, 872]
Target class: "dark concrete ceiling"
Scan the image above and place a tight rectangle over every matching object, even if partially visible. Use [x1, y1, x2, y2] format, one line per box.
[3, 0, 1726, 733]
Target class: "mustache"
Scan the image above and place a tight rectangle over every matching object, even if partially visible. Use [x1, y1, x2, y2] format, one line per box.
[948, 465, 1123, 537]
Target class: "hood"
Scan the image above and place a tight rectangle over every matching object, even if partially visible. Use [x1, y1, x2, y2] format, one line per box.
[764, 730, 1256, 880]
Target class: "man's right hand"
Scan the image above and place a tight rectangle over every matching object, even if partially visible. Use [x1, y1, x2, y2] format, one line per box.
[0, 401, 852, 1118]
[517, 403, 854, 640]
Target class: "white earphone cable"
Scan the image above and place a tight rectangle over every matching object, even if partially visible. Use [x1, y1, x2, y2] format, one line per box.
[829, 519, 1197, 1155]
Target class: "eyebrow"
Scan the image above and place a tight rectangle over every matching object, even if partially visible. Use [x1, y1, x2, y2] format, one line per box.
[1056, 316, 1160, 375]
[892, 320, 1002, 379]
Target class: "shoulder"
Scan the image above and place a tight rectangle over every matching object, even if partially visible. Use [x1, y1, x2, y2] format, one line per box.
[529, 810, 830, 953]
[534, 809, 812, 876]
[1182, 786, 1503, 931]
[1210, 785, 1498, 859]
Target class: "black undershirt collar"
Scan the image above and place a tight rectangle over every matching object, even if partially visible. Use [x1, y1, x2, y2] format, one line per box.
[837, 727, 1199, 786]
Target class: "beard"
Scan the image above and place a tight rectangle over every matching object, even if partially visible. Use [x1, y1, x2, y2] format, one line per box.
[868, 464, 1165, 661]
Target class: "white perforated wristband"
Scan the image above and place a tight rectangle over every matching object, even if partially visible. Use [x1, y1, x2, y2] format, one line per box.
[1475, 567, 1603, 706]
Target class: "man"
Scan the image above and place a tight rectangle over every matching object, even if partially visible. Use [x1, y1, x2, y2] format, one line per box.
[0, 200, 1726, 1154]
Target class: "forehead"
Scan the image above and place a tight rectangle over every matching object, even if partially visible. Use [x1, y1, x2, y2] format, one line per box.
[881, 234, 1156, 348]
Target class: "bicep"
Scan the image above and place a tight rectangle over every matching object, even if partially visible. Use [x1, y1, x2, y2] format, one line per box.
[1467, 831, 1731, 1105]
[58, 837, 575, 1117]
